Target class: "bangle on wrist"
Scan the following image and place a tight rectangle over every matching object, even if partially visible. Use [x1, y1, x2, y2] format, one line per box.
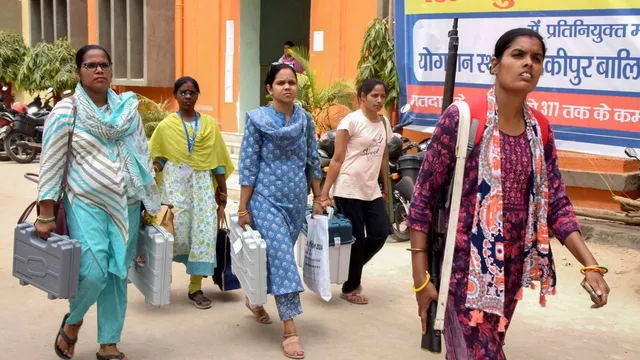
[580, 265, 608, 276]
[237, 209, 249, 217]
[36, 216, 56, 224]
[412, 272, 431, 293]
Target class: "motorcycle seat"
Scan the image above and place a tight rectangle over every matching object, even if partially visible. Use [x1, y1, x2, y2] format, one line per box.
[16, 114, 46, 126]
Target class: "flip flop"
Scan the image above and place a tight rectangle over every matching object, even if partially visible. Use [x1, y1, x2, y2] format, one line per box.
[340, 292, 369, 305]
[54, 313, 77, 360]
[245, 299, 272, 324]
[282, 334, 305, 359]
[95, 352, 126, 360]
[188, 290, 212, 309]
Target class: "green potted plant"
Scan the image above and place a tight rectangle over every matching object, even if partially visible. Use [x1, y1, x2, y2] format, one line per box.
[17, 38, 77, 96]
[0, 31, 28, 106]
[355, 18, 399, 121]
[137, 95, 172, 138]
[287, 46, 357, 134]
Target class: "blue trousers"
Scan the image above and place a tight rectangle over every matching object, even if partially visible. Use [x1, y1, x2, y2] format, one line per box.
[275, 293, 302, 321]
[64, 196, 141, 344]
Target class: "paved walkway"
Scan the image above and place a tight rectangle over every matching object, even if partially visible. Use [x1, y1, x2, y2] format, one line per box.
[1, 162, 639, 359]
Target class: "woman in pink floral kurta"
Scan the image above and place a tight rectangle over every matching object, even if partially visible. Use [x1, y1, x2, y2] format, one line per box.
[407, 28, 610, 359]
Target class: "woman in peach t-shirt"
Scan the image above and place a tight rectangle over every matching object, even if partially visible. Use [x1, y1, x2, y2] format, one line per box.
[319, 78, 392, 305]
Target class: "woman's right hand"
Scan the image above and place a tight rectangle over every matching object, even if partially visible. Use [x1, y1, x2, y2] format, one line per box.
[237, 213, 252, 230]
[416, 282, 439, 335]
[35, 221, 57, 240]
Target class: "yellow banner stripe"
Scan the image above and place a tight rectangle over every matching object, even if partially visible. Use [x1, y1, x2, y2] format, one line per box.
[405, 0, 639, 15]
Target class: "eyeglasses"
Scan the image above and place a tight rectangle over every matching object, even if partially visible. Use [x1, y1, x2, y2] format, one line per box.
[178, 90, 199, 97]
[83, 62, 113, 71]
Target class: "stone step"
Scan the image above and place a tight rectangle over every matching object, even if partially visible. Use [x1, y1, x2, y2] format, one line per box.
[226, 141, 242, 156]
[227, 172, 241, 201]
[222, 132, 243, 145]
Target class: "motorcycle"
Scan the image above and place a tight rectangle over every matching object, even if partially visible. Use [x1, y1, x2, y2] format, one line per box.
[3, 109, 47, 164]
[3, 88, 71, 164]
[0, 86, 15, 161]
[4, 88, 53, 163]
[387, 105, 431, 241]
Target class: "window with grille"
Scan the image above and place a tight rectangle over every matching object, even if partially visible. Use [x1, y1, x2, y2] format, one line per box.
[97, 0, 145, 83]
[95, 0, 173, 87]
[29, 0, 88, 48]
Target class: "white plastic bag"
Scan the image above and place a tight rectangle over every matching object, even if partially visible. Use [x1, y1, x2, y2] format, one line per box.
[303, 209, 332, 302]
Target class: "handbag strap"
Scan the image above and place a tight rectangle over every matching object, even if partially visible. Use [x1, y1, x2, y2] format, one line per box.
[218, 213, 229, 230]
[60, 98, 77, 196]
[378, 114, 395, 223]
[304, 111, 312, 163]
[24, 172, 39, 184]
[19, 99, 77, 223]
[18, 201, 37, 224]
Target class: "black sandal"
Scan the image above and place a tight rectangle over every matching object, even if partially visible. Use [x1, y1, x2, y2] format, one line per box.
[96, 345, 126, 360]
[188, 290, 212, 309]
[96, 355, 125, 360]
[54, 313, 79, 360]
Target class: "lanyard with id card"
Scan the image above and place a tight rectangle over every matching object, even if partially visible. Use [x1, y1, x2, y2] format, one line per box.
[177, 111, 199, 179]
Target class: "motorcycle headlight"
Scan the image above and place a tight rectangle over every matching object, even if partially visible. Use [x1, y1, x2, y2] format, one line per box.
[28, 106, 38, 114]
[418, 142, 428, 151]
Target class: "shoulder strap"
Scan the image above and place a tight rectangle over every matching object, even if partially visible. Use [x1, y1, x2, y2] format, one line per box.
[530, 107, 549, 146]
[466, 94, 488, 147]
[378, 114, 389, 144]
[60, 98, 77, 196]
[466, 93, 549, 148]
[378, 114, 394, 223]
[304, 111, 311, 153]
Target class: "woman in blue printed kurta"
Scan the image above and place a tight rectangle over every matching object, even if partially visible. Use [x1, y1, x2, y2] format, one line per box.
[36, 45, 159, 360]
[238, 63, 322, 359]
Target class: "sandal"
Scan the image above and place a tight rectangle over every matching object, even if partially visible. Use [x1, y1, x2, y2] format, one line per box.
[245, 298, 272, 324]
[188, 290, 212, 309]
[96, 345, 126, 360]
[282, 333, 305, 359]
[340, 292, 369, 305]
[54, 313, 80, 359]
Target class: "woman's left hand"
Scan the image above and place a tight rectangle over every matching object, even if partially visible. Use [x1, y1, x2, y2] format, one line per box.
[311, 202, 324, 217]
[584, 271, 610, 308]
[215, 188, 228, 207]
[217, 205, 226, 226]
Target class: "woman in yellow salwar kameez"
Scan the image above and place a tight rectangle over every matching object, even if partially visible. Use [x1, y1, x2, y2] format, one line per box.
[148, 76, 234, 309]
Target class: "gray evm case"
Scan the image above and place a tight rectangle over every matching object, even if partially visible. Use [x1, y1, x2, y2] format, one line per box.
[13, 222, 81, 300]
[128, 223, 174, 307]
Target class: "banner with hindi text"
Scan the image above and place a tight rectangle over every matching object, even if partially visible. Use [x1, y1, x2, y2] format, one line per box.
[394, 0, 640, 158]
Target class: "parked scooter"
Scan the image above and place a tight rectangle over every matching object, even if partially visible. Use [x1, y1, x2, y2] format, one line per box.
[2, 88, 69, 164]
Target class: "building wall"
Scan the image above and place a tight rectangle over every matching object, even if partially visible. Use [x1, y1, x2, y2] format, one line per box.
[239, 0, 261, 132]
[182, 1, 240, 131]
[309, 0, 377, 86]
[1, 0, 23, 35]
